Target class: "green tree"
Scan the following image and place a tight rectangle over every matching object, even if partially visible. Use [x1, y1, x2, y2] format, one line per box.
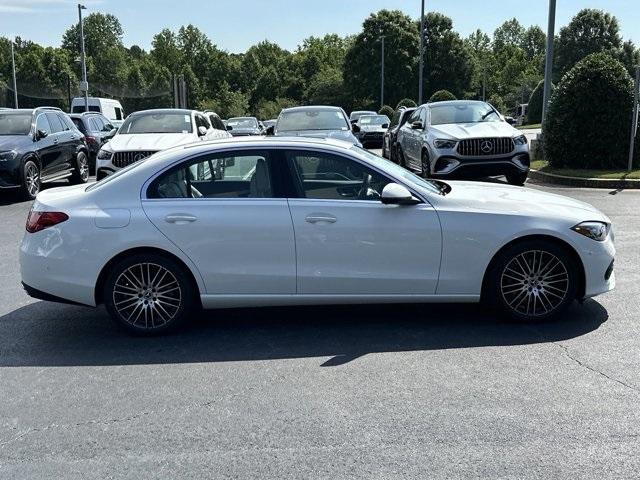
[378, 105, 394, 118]
[488, 94, 506, 113]
[526, 79, 554, 124]
[429, 89, 456, 102]
[396, 98, 417, 109]
[493, 19, 525, 54]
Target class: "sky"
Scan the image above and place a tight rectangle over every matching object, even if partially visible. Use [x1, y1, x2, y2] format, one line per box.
[1, 0, 639, 52]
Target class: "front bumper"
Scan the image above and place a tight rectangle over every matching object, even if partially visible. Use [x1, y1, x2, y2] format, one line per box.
[578, 232, 616, 299]
[430, 153, 530, 179]
[358, 131, 385, 146]
[0, 160, 22, 188]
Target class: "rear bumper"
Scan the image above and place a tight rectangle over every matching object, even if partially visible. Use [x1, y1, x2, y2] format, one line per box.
[22, 282, 87, 306]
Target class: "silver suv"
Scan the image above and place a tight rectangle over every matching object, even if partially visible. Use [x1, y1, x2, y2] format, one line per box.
[396, 100, 530, 185]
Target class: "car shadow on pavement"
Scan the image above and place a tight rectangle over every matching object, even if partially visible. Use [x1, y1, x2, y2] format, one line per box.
[0, 299, 608, 368]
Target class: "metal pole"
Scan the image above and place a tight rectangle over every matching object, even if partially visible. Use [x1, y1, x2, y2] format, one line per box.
[628, 66, 640, 172]
[541, 0, 556, 128]
[78, 4, 89, 112]
[418, 0, 425, 104]
[11, 40, 18, 108]
[380, 36, 385, 109]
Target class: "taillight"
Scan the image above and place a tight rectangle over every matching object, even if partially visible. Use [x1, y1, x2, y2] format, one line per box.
[26, 211, 69, 233]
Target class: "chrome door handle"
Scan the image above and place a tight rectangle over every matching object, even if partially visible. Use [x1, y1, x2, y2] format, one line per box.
[165, 214, 197, 224]
[305, 214, 337, 224]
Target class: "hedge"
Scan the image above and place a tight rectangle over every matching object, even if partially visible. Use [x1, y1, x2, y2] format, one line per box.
[429, 90, 457, 102]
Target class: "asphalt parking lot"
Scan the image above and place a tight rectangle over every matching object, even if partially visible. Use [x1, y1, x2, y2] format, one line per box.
[1, 176, 639, 479]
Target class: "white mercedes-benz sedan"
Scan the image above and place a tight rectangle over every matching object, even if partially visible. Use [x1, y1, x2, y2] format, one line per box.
[20, 137, 615, 334]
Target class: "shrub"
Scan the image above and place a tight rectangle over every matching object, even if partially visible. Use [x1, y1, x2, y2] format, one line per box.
[526, 80, 554, 125]
[396, 98, 417, 109]
[544, 52, 639, 169]
[378, 105, 394, 119]
[429, 90, 457, 102]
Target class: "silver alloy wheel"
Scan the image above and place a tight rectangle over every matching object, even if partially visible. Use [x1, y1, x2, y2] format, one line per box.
[78, 154, 89, 181]
[500, 250, 569, 317]
[25, 163, 40, 197]
[112, 262, 182, 329]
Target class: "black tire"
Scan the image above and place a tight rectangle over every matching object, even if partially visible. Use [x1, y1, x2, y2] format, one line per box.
[20, 159, 40, 200]
[421, 150, 431, 178]
[71, 151, 90, 184]
[506, 170, 528, 186]
[484, 240, 579, 322]
[103, 253, 197, 335]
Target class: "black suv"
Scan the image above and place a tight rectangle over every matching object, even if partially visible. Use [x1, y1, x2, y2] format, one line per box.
[382, 107, 415, 163]
[0, 107, 89, 199]
[69, 112, 117, 173]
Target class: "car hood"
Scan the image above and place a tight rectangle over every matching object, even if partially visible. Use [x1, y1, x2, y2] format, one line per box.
[0, 135, 31, 151]
[106, 133, 197, 152]
[430, 122, 518, 139]
[437, 180, 609, 223]
[275, 129, 359, 145]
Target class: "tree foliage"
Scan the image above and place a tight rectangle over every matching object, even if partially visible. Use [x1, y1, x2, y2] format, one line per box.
[526, 79, 553, 124]
[378, 105, 394, 118]
[429, 89, 456, 102]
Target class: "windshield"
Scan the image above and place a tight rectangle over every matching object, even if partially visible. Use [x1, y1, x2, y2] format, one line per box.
[0, 113, 32, 135]
[119, 112, 193, 134]
[352, 146, 444, 195]
[277, 110, 348, 132]
[350, 111, 375, 121]
[228, 117, 258, 129]
[359, 115, 390, 126]
[429, 102, 500, 125]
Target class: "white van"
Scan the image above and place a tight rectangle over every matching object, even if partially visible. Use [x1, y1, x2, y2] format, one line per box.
[71, 97, 126, 127]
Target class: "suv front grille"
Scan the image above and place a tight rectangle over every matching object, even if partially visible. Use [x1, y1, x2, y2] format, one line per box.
[456, 138, 514, 157]
[112, 151, 157, 168]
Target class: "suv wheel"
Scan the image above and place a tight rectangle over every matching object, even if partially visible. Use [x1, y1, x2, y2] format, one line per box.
[71, 151, 89, 184]
[506, 171, 528, 186]
[485, 240, 578, 322]
[21, 160, 40, 200]
[103, 253, 196, 335]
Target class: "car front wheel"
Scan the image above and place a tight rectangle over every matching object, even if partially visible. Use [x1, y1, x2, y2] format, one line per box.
[486, 240, 579, 322]
[71, 151, 90, 184]
[21, 159, 40, 200]
[506, 171, 528, 186]
[103, 253, 196, 335]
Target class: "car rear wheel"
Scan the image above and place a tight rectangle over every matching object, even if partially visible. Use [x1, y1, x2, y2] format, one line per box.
[486, 240, 578, 322]
[21, 160, 40, 200]
[506, 171, 528, 186]
[71, 151, 89, 184]
[103, 253, 196, 335]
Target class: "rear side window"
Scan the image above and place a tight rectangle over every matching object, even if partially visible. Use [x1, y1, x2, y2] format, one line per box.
[45, 113, 64, 133]
[89, 117, 104, 132]
[147, 150, 278, 199]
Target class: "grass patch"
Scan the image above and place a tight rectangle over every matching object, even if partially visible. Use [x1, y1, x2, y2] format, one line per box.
[531, 160, 640, 179]
[517, 123, 541, 130]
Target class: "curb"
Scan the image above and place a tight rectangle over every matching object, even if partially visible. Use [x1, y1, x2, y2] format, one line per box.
[529, 168, 640, 190]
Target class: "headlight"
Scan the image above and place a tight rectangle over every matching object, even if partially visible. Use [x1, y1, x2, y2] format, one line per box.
[434, 139, 457, 149]
[513, 135, 528, 145]
[571, 221, 610, 242]
[97, 148, 113, 160]
[0, 150, 18, 162]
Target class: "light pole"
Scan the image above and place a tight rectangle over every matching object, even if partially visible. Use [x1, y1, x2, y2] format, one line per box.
[380, 35, 385, 109]
[78, 3, 89, 112]
[628, 66, 640, 172]
[10, 40, 18, 108]
[541, 0, 556, 128]
[418, 0, 425, 104]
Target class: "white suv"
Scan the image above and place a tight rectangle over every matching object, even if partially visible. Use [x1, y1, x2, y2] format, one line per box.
[96, 109, 227, 180]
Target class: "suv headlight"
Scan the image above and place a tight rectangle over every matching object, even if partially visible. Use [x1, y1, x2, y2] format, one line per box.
[513, 134, 528, 145]
[0, 150, 18, 162]
[571, 221, 610, 242]
[97, 148, 113, 160]
[434, 139, 457, 149]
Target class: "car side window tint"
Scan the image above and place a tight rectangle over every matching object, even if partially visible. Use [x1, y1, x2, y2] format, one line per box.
[286, 150, 392, 201]
[420, 108, 427, 124]
[88, 117, 100, 132]
[57, 114, 71, 131]
[36, 114, 51, 134]
[45, 113, 64, 133]
[148, 150, 275, 199]
[195, 115, 209, 130]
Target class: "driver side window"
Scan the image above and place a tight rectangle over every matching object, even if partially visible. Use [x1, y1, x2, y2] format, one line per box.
[286, 150, 392, 201]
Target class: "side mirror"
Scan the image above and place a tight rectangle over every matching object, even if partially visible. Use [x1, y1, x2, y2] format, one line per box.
[198, 126, 208, 136]
[265, 125, 275, 136]
[225, 125, 233, 131]
[411, 121, 423, 130]
[36, 129, 49, 140]
[108, 128, 118, 138]
[382, 123, 389, 129]
[350, 119, 358, 125]
[380, 183, 420, 205]
[352, 124, 361, 133]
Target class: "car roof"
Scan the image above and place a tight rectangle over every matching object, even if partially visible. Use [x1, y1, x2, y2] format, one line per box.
[68, 112, 105, 118]
[425, 100, 487, 107]
[282, 105, 343, 113]
[129, 108, 195, 117]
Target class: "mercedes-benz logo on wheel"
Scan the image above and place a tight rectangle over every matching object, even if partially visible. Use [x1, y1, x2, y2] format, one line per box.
[480, 140, 494, 153]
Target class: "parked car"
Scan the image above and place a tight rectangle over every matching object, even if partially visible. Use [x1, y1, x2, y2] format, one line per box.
[69, 112, 117, 174]
[383, 107, 415, 162]
[349, 110, 376, 124]
[20, 137, 615, 334]
[202, 110, 232, 139]
[0, 107, 89, 199]
[71, 97, 126, 127]
[354, 114, 390, 148]
[262, 119, 277, 130]
[226, 117, 263, 136]
[396, 100, 530, 185]
[95, 109, 218, 180]
[272, 106, 361, 146]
